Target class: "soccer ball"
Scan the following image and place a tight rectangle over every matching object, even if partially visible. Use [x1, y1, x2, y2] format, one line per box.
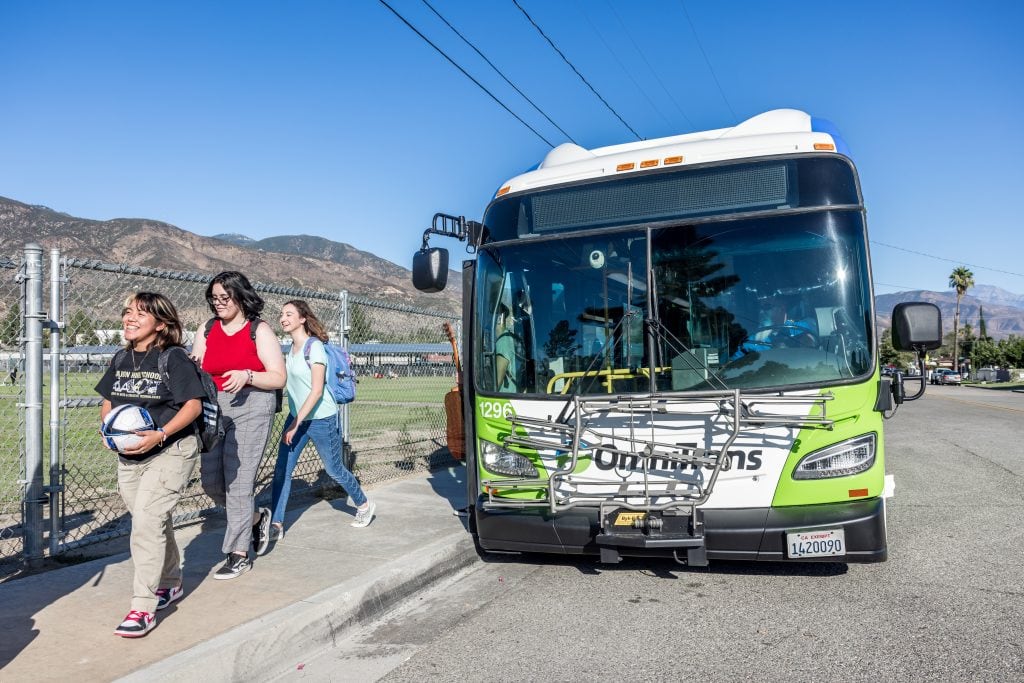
[102, 404, 156, 453]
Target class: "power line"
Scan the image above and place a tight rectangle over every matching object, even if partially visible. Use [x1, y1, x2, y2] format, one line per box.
[421, 0, 576, 144]
[377, 0, 554, 147]
[511, 0, 643, 140]
[871, 240, 1024, 279]
[875, 281, 931, 292]
[678, 0, 736, 119]
[574, 0, 675, 131]
[602, 0, 696, 130]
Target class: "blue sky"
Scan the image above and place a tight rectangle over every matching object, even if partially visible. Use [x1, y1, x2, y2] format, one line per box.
[2, 0, 1023, 296]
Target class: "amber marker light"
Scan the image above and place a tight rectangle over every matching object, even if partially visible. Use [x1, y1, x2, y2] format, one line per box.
[664, 156, 684, 165]
[496, 186, 511, 197]
[640, 159, 658, 168]
[814, 143, 835, 151]
[616, 162, 635, 172]
[848, 488, 869, 498]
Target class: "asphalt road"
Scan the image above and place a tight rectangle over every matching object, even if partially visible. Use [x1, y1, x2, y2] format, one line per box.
[288, 385, 1024, 682]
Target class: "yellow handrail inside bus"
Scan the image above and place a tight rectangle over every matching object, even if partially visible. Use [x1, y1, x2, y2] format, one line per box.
[546, 366, 673, 394]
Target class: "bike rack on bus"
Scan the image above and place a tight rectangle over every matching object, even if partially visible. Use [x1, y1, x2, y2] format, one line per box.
[480, 389, 834, 564]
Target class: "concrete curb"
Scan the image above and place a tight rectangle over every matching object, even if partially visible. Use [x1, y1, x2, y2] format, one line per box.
[118, 531, 478, 682]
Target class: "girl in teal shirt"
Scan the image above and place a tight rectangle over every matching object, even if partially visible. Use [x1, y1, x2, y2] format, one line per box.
[267, 300, 374, 546]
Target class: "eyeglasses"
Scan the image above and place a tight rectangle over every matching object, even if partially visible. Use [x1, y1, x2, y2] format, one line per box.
[208, 294, 233, 305]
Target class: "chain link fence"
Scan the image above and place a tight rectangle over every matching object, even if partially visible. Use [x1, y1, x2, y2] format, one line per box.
[3, 247, 460, 574]
[1, 253, 25, 563]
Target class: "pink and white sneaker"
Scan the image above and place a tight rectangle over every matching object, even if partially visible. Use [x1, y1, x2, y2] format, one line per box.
[114, 610, 156, 638]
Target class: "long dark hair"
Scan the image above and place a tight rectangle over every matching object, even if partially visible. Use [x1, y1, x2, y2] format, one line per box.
[123, 292, 183, 350]
[284, 300, 330, 342]
[205, 271, 265, 320]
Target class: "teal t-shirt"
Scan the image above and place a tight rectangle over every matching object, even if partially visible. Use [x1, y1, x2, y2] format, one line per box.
[285, 339, 338, 420]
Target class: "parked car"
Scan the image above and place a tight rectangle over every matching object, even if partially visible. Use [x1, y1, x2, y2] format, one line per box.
[939, 370, 962, 386]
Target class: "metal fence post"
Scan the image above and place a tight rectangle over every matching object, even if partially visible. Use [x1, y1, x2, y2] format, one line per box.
[21, 243, 45, 565]
[48, 248, 64, 555]
[339, 290, 350, 449]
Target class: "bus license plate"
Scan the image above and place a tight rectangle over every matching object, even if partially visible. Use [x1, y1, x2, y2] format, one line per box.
[786, 529, 845, 558]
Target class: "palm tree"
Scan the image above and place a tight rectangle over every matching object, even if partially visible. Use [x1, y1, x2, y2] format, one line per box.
[949, 266, 975, 371]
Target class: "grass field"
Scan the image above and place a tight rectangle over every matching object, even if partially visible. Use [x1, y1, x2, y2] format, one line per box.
[1, 372, 455, 517]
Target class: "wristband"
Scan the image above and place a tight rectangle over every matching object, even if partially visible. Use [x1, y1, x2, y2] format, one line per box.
[246, 369, 254, 386]
[157, 427, 166, 445]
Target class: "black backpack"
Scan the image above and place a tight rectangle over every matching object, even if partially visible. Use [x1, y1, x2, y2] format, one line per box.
[111, 345, 223, 453]
[204, 317, 284, 413]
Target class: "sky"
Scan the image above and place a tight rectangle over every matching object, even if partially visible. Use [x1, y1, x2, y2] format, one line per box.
[2, 0, 1023, 298]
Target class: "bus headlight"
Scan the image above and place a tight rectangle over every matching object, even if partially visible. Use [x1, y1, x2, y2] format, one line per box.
[793, 434, 876, 480]
[480, 440, 538, 477]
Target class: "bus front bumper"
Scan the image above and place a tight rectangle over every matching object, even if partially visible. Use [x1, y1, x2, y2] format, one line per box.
[474, 496, 887, 563]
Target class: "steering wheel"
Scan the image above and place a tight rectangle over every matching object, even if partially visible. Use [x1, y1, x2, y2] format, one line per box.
[740, 324, 819, 351]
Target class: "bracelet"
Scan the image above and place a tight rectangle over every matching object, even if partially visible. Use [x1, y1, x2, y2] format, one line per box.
[246, 369, 254, 386]
[157, 427, 166, 445]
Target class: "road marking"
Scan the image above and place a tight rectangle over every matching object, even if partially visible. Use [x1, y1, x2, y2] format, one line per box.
[931, 392, 1024, 414]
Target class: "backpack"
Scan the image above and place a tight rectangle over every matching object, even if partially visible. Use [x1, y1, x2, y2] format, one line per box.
[204, 317, 284, 412]
[112, 346, 223, 453]
[302, 338, 357, 404]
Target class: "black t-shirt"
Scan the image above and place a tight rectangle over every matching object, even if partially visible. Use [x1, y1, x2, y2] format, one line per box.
[95, 345, 206, 458]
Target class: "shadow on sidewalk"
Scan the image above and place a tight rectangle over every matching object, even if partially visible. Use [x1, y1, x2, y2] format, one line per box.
[424, 459, 467, 513]
[179, 516, 231, 599]
[0, 552, 122, 669]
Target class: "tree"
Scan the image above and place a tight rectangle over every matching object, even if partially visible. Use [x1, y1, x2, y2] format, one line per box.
[959, 323, 976, 363]
[879, 328, 913, 369]
[948, 266, 975, 370]
[998, 335, 1024, 369]
[978, 305, 989, 341]
[972, 339, 1002, 369]
[66, 310, 100, 346]
[0, 302, 20, 348]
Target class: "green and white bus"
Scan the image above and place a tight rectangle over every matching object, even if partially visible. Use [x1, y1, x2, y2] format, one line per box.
[413, 109, 941, 565]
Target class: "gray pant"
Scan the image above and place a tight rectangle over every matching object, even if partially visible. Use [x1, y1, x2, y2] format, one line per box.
[201, 387, 276, 555]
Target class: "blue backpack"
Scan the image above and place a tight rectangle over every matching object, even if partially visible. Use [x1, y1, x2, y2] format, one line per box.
[302, 338, 357, 404]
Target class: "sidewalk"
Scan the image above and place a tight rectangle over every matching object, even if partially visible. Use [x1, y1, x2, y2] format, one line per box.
[0, 466, 475, 682]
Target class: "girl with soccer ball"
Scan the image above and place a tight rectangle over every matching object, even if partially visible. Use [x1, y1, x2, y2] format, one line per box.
[96, 292, 208, 637]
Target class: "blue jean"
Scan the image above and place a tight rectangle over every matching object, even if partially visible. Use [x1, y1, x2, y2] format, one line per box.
[270, 414, 367, 525]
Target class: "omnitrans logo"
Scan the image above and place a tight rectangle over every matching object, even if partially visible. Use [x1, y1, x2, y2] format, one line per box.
[592, 443, 764, 472]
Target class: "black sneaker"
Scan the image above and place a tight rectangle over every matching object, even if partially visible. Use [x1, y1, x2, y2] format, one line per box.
[214, 553, 251, 580]
[155, 585, 183, 610]
[253, 507, 271, 556]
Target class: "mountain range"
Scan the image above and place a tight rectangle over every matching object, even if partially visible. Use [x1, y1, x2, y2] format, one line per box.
[0, 196, 459, 312]
[2, 195, 1023, 338]
[876, 290, 1024, 340]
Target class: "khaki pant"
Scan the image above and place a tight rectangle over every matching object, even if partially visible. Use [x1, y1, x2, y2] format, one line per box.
[118, 435, 199, 613]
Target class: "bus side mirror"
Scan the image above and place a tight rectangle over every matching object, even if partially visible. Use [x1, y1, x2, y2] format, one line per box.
[412, 247, 449, 293]
[891, 302, 941, 353]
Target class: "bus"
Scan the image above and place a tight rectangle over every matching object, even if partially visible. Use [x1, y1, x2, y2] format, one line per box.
[413, 109, 941, 565]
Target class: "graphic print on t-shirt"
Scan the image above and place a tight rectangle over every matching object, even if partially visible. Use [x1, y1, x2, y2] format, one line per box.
[110, 368, 164, 400]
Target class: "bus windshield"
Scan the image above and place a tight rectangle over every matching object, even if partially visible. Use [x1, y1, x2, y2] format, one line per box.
[474, 210, 873, 395]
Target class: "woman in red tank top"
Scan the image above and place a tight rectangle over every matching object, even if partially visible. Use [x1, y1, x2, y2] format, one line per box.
[191, 271, 286, 579]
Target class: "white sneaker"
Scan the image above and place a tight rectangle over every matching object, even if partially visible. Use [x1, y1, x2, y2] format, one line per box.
[351, 501, 376, 528]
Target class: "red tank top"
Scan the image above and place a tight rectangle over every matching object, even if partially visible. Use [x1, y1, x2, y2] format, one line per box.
[202, 320, 267, 391]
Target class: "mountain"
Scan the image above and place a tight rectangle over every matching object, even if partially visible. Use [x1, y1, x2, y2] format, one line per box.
[212, 233, 257, 247]
[214, 234, 411, 282]
[876, 290, 1024, 339]
[0, 196, 458, 311]
[967, 285, 1024, 311]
